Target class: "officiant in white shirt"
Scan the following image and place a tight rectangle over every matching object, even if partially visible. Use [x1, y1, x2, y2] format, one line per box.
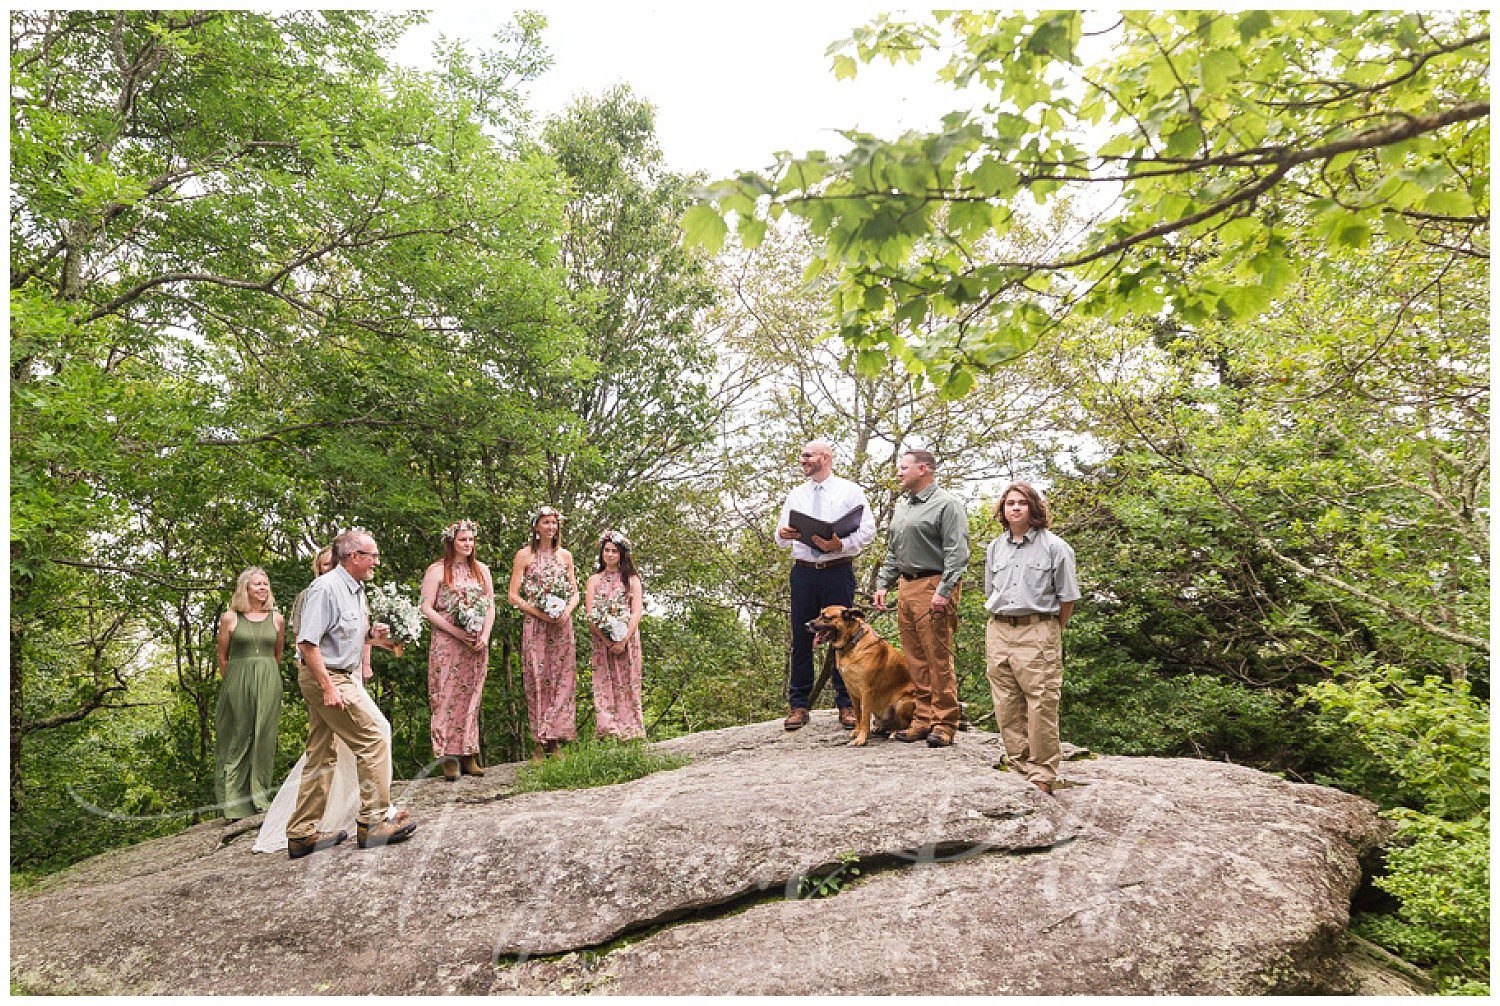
[775, 440, 877, 731]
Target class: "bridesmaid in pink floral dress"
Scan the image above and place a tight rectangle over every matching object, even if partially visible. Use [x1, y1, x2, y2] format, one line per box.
[585, 531, 645, 740]
[421, 519, 495, 781]
[508, 506, 580, 757]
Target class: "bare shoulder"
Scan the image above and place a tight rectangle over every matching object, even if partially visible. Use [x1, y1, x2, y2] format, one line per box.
[219, 610, 237, 630]
[514, 547, 533, 567]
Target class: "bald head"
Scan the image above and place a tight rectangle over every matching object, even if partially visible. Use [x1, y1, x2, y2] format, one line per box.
[798, 440, 835, 480]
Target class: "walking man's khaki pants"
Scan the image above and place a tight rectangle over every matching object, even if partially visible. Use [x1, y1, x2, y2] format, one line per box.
[985, 615, 1063, 785]
[897, 576, 962, 737]
[286, 667, 392, 841]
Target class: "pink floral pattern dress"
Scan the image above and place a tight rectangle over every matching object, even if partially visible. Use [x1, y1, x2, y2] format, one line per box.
[428, 576, 489, 758]
[590, 572, 645, 740]
[520, 549, 577, 743]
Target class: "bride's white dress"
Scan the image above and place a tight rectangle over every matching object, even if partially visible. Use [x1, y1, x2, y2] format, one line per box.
[252, 673, 402, 853]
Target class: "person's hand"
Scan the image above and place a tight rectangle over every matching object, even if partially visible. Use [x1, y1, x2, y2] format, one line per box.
[873, 588, 888, 612]
[778, 525, 800, 540]
[930, 593, 953, 615]
[610, 639, 627, 655]
[370, 622, 391, 641]
[322, 685, 345, 709]
[810, 533, 841, 552]
[362, 667, 374, 683]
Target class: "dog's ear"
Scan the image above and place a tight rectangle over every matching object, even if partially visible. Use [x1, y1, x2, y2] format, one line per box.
[842, 607, 865, 621]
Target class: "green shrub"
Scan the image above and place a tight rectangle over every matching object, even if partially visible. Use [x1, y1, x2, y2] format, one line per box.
[1061, 655, 1317, 771]
[1305, 669, 1489, 989]
[511, 737, 691, 794]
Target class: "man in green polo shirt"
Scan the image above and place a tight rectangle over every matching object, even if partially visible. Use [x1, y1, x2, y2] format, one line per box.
[874, 449, 969, 747]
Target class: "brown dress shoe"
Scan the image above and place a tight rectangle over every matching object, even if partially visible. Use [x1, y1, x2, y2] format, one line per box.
[357, 817, 418, 849]
[783, 707, 810, 731]
[287, 829, 348, 860]
[890, 727, 930, 743]
[925, 730, 955, 748]
[440, 757, 460, 781]
[460, 754, 485, 777]
[1032, 779, 1055, 796]
[837, 706, 857, 730]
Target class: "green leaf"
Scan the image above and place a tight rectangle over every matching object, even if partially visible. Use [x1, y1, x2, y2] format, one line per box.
[833, 54, 859, 80]
[1199, 49, 1241, 92]
[1423, 189, 1476, 217]
[855, 349, 888, 377]
[736, 215, 767, 247]
[680, 203, 729, 252]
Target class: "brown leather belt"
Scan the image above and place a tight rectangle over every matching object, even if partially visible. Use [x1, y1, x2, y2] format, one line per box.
[794, 556, 853, 570]
[899, 569, 942, 581]
[991, 612, 1058, 626]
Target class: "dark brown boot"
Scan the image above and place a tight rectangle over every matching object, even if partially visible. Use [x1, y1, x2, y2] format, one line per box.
[441, 757, 460, 781]
[287, 829, 347, 860]
[460, 754, 485, 777]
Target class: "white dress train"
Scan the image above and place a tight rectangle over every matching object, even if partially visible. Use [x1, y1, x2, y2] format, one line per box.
[252, 674, 401, 853]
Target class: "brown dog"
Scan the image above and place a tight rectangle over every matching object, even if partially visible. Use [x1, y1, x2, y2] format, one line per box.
[807, 605, 917, 746]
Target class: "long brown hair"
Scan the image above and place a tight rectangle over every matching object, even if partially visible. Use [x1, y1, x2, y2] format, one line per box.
[995, 481, 1052, 528]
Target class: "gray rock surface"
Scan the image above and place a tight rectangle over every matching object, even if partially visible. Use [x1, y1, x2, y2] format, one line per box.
[11, 713, 1386, 994]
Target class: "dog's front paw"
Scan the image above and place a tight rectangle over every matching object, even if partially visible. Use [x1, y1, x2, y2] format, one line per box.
[849, 735, 868, 747]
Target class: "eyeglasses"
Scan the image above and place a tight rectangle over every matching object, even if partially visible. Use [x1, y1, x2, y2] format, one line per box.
[353, 550, 381, 559]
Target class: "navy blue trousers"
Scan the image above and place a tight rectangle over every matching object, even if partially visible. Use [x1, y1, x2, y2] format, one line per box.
[788, 562, 855, 709]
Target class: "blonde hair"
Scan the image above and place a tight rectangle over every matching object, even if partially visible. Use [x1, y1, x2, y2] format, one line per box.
[230, 566, 276, 614]
[311, 546, 334, 577]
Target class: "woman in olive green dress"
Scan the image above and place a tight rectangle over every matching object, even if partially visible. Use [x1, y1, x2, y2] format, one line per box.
[215, 567, 285, 820]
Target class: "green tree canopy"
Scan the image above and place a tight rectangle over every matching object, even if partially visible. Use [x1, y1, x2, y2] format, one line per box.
[689, 11, 1488, 394]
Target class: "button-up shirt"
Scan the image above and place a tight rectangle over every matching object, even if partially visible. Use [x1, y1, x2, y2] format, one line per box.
[776, 473, 877, 563]
[983, 526, 1080, 616]
[876, 483, 970, 598]
[295, 565, 369, 670]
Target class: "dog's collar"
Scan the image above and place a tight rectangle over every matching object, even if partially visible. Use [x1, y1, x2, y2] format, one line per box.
[840, 625, 868, 652]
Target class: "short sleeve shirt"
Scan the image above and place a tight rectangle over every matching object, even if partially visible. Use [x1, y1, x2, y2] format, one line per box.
[295, 565, 368, 670]
[983, 527, 1080, 616]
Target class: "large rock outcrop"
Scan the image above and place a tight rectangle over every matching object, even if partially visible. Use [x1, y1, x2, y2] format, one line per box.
[11, 714, 1397, 994]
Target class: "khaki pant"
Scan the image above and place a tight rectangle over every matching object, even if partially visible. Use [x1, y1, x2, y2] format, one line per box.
[897, 576, 962, 736]
[287, 667, 391, 841]
[985, 615, 1063, 785]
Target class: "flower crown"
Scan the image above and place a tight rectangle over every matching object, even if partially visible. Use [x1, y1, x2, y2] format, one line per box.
[530, 506, 563, 528]
[442, 519, 478, 542]
[601, 530, 631, 549]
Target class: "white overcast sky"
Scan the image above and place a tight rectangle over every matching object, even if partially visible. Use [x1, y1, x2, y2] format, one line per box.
[396, 4, 981, 178]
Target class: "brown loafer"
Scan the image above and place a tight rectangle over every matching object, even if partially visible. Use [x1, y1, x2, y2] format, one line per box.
[925, 730, 955, 748]
[460, 754, 485, 777]
[1032, 779, 1054, 796]
[838, 706, 857, 730]
[287, 829, 347, 859]
[357, 818, 418, 849]
[783, 707, 810, 731]
[440, 757, 460, 781]
[890, 727, 930, 743]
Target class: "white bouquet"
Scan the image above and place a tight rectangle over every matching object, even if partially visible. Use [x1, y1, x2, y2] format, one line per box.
[368, 582, 423, 655]
[523, 564, 572, 620]
[590, 592, 630, 643]
[442, 582, 491, 633]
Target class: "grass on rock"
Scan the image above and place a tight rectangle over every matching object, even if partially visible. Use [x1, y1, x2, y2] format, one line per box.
[512, 737, 690, 794]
